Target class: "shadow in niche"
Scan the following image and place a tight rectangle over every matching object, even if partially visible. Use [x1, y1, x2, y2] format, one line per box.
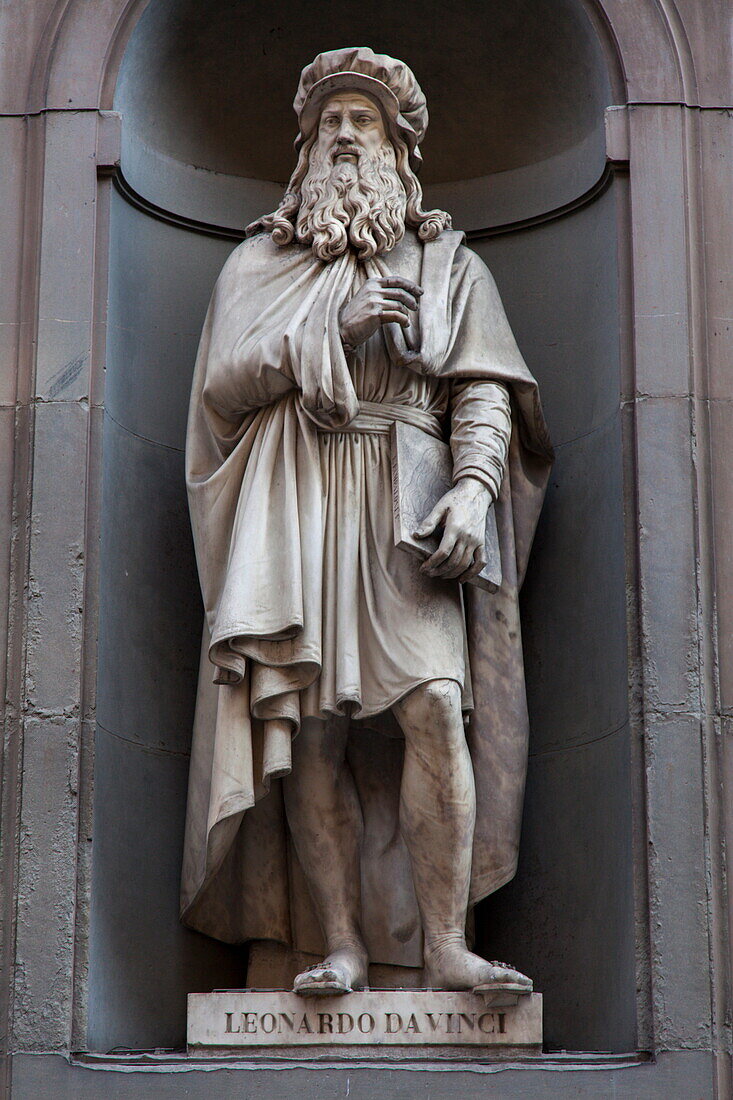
[88, 0, 635, 1054]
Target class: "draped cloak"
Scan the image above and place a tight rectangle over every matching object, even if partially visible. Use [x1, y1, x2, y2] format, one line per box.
[180, 228, 553, 967]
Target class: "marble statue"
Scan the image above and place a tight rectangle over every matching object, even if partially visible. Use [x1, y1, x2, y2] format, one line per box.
[180, 47, 553, 1000]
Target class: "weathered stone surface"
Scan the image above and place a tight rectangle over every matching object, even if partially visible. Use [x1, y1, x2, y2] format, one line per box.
[634, 395, 699, 713]
[25, 400, 88, 716]
[0, 406, 16, 709]
[644, 715, 712, 1049]
[13, 717, 79, 1051]
[5, 1049, 721, 1100]
[627, 106, 691, 400]
[702, 110, 733, 713]
[188, 991, 542, 1050]
[35, 111, 97, 403]
[0, 117, 26, 406]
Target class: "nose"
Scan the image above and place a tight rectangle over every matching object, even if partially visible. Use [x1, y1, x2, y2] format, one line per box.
[335, 116, 356, 143]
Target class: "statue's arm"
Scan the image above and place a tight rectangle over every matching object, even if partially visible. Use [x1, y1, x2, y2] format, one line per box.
[414, 248, 514, 581]
[200, 245, 302, 421]
[202, 314, 300, 421]
[449, 378, 511, 502]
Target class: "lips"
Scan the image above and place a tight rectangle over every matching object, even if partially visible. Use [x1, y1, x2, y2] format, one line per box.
[333, 146, 361, 161]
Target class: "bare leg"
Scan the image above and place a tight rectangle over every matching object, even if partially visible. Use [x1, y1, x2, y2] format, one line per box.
[282, 715, 369, 994]
[393, 680, 531, 992]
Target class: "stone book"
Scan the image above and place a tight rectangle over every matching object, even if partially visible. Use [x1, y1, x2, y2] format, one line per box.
[390, 421, 502, 593]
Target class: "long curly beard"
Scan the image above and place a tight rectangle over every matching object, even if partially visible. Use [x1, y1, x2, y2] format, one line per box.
[295, 142, 407, 262]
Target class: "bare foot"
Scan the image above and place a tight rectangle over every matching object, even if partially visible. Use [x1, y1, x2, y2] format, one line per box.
[293, 945, 369, 997]
[424, 936, 532, 993]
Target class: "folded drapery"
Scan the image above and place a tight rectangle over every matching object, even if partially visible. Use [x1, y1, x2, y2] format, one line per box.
[181, 228, 553, 964]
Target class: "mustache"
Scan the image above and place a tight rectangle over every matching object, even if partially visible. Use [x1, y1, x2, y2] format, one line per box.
[332, 144, 362, 161]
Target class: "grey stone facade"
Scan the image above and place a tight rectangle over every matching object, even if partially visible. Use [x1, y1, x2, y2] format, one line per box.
[1, 1, 731, 1096]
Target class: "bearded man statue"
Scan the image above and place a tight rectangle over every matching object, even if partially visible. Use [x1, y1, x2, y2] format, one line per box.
[180, 47, 553, 999]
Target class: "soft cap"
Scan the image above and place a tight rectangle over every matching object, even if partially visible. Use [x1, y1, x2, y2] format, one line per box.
[294, 47, 428, 172]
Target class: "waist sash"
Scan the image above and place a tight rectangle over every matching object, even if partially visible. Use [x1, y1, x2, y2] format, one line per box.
[316, 400, 443, 441]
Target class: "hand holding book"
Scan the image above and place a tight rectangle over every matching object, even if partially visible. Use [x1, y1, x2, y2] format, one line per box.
[415, 477, 492, 582]
[391, 421, 502, 593]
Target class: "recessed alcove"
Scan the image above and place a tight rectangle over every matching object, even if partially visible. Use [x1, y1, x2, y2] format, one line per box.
[88, 0, 635, 1055]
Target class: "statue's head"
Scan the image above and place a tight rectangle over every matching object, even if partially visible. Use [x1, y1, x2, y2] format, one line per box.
[251, 48, 451, 262]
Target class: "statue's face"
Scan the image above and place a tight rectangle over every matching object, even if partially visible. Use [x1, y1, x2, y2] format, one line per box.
[296, 89, 406, 261]
[316, 92, 389, 165]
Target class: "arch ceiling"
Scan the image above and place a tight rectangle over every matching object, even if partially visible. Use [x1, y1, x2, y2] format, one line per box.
[31, 0, 697, 126]
[114, 0, 610, 185]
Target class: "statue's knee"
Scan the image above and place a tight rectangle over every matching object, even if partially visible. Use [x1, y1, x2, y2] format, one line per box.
[402, 679, 464, 731]
[420, 678, 460, 706]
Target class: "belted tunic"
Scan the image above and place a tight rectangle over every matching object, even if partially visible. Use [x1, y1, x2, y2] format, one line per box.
[181, 228, 552, 966]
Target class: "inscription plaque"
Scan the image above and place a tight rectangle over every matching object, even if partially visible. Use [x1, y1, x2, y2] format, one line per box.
[187, 990, 542, 1051]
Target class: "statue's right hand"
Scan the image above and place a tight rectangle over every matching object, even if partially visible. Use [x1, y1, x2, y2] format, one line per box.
[339, 276, 422, 350]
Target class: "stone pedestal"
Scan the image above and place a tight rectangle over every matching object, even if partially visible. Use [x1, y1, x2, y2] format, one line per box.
[187, 990, 542, 1057]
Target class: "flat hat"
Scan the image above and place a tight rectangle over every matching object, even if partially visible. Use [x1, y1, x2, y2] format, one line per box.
[294, 47, 428, 172]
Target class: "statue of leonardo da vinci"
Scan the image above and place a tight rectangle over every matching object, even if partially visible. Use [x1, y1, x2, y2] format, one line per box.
[180, 46, 552, 999]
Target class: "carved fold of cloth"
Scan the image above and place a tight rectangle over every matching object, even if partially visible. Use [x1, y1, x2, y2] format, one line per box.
[181, 229, 553, 966]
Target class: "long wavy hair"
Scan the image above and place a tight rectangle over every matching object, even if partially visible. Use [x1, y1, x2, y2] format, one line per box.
[249, 133, 451, 260]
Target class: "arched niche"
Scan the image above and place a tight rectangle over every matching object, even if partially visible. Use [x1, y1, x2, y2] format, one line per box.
[114, 0, 615, 231]
[89, 0, 635, 1054]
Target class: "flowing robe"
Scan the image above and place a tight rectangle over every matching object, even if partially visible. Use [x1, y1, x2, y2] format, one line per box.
[181, 228, 553, 966]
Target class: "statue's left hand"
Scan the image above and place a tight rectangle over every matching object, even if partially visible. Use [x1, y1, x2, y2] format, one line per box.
[414, 476, 491, 581]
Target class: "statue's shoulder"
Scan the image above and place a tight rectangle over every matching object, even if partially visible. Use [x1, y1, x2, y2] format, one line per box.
[222, 229, 279, 269]
[216, 231, 306, 288]
[449, 235, 498, 286]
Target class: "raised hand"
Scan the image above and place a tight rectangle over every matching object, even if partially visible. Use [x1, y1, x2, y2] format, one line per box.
[339, 276, 422, 349]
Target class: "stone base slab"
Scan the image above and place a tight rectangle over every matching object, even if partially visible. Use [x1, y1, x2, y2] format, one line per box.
[187, 990, 542, 1052]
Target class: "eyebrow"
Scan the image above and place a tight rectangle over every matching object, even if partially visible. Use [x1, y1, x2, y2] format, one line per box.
[322, 105, 380, 118]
